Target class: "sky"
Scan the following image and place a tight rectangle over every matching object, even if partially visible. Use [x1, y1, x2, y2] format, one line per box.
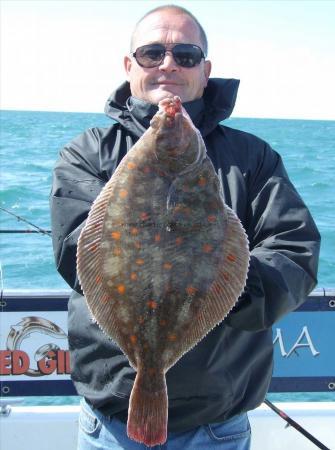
[1, 0, 335, 119]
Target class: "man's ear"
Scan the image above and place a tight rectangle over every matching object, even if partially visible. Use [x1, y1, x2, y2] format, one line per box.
[204, 60, 212, 84]
[124, 55, 132, 80]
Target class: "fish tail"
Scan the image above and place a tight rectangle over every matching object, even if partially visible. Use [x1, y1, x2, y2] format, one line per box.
[127, 369, 168, 447]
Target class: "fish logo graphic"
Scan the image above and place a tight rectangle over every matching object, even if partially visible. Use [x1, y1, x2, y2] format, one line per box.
[6, 316, 67, 377]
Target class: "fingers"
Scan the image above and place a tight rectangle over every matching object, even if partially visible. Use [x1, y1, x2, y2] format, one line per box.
[158, 97, 181, 118]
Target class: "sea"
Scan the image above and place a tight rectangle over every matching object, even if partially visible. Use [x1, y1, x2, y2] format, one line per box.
[1, 110, 334, 405]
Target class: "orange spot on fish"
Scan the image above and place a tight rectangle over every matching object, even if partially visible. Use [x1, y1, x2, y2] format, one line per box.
[136, 258, 145, 265]
[207, 215, 217, 223]
[198, 176, 207, 187]
[127, 162, 136, 170]
[89, 244, 98, 252]
[212, 282, 223, 293]
[157, 169, 166, 177]
[140, 212, 150, 221]
[227, 254, 237, 263]
[175, 237, 183, 246]
[111, 231, 121, 240]
[186, 286, 198, 296]
[167, 333, 177, 342]
[147, 300, 158, 310]
[129, 335, 137, 344]
[223, 272, 230, 281]
[117, 284, 126, 295]
[154, 234, 161, 242]
[95, 275, 102, 284]
[130, 272, 138, 281]
[159, 319, 167, 326]
[130, 227, 139, 236]
[202, 243, 214, 253]
[163, 262, 172, 270]
[119, 189, 128, 199]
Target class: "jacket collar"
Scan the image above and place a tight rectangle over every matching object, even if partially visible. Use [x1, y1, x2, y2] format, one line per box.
[104, 78, 239, 137]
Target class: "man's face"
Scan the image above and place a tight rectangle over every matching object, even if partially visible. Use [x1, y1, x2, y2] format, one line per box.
[124, 10, 212, 104]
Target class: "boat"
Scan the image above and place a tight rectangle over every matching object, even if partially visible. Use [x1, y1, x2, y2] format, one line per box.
[1, 288, 334, 449]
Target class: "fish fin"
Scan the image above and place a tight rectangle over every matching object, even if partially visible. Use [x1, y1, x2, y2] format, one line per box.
[127, 369, 168, 447]
[164, 205, 249, 368]
[191, 205, 249, 340]
[76, 178, 123, 341]
[209, 204, 249, 313]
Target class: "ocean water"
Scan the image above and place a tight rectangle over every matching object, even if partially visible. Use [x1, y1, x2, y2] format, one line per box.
[1, 110, 334, 405]
[1, 110, 334, 289]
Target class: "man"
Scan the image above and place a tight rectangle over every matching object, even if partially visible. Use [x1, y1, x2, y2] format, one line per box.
[50, 5, 320, 450]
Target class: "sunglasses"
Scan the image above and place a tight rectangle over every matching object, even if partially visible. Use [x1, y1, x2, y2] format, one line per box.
[131, 43, 205, 68]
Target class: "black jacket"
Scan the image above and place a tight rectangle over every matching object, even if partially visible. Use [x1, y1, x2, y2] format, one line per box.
[50, 78, 320, 431]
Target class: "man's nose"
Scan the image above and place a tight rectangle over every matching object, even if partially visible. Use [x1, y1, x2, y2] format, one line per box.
[159, 51, 178, 71]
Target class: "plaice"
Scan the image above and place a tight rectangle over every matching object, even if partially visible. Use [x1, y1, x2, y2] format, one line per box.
[77, 96, 250, 446]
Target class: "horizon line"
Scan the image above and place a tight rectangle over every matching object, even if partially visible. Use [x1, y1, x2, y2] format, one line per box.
[1, 107, 334, 122]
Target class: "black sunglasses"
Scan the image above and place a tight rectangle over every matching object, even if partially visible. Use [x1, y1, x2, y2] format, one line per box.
[131, 43, 205, 68]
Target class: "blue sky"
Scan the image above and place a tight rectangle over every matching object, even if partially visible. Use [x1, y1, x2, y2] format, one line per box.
[1, 0, 334, 119]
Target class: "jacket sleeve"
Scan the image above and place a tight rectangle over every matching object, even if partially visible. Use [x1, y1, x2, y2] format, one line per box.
[225, 143, 321, 331]
[50, 129, 107, 292]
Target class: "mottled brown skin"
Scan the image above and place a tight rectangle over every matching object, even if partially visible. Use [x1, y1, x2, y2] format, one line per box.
[100, 117, 225, 366]
[77, 97, 249, 446]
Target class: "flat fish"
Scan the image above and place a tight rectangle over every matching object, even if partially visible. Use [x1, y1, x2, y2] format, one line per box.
[77, 96, 250, 446]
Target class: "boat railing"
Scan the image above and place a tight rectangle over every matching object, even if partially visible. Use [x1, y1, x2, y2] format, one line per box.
[1, 288, 335, 450]
[1, 287, 334, 401]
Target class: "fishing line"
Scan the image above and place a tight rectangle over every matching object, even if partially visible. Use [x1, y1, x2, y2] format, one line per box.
[264, 398, 331, 450]
[0, 206, 51, 237]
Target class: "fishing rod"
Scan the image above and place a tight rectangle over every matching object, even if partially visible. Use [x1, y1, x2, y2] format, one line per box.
[264, 398, 331, 450]
[0, 206, 52, 237]
[0, 229, 52, 234]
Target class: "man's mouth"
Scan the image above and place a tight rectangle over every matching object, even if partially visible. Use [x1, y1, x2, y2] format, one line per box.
[154, 81, 181, 86]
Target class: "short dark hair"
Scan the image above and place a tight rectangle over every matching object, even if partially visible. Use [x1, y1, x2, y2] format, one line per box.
[130, 4, 208, 56]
